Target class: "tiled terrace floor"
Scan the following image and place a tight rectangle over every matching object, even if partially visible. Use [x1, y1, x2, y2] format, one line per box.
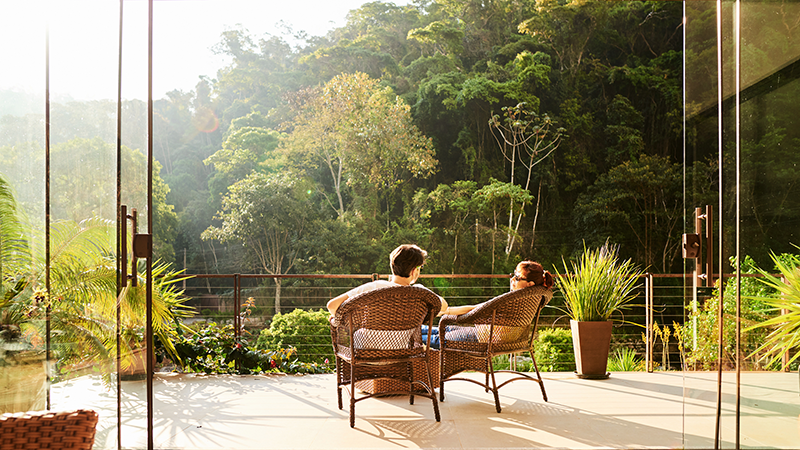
[51, 371, 800, 449]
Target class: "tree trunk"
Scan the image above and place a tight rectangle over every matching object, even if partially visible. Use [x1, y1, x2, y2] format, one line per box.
[529, 180, 542, 253]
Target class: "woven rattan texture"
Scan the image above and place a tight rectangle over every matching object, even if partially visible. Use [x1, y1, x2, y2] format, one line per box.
[330, 285, 442, 426]
[0, 409, 98, 450]
[354, 349, 440, 394]
[331, 286, 441, 365]
[439, 285, 553, 380]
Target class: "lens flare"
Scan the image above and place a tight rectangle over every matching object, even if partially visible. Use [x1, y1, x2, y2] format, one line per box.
[192, 106, 219, 133]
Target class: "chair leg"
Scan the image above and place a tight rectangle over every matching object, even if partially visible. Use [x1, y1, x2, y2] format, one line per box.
[439, 350, 446, 402]
[427, 362, 441, 422]
[488, 357, 502, 413]
[349, 360, 356, 427]
[349, 395, 356, 428]
[530, 354, 548, 402]
[335, 358, 344, 410]
[408, 362, 415, 405]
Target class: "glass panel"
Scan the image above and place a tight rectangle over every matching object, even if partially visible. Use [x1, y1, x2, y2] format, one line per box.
[738, 0, 800, 447]
[44, 2, 123, 448]
[684, 0, 735, 447]
[686, 0, 800, 447]
[118, 2, 151, 449]
[0, 1, 47, 417]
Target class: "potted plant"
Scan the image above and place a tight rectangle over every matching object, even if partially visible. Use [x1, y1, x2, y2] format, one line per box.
[556, 242, 644, 379]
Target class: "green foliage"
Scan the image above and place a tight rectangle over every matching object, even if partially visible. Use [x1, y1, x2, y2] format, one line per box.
[282, 72, 437, 220]
[683, 255, 776, 370]
[533, 327, 575, 372]
[0, 174, 37, 358]
[3, 0, 687, 281]
[744, 252, 800, 368]
[575, 154, 682, 272]
[256, 309, 333, 365]
[607, 346, 645, 372]
[202, 172, 311, 275]
[169, 322, 329, 375]
[555, 242, 644, 322]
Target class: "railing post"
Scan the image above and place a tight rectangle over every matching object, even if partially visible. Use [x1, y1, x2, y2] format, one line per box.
[646, 273, 653, 373]
[234, 273, 241, 373]
[234, 273, 241, 340]
[781, 274, 789, 372]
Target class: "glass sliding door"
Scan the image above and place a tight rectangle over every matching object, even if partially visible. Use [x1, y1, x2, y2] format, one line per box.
[1, 2, 157, 449]
[685, 0, 800, 447]
[0, 1, 48, 418]
[736, 0, 800, 447]
[43, 2, 124, 449]
[684, 0, 733, 446]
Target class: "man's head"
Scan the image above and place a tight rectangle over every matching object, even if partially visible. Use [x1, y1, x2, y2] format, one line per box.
[390, 244, 427, 278]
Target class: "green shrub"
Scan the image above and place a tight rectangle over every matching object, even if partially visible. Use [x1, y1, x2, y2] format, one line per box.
[161, 321, 329, 375]
[682, 255, 776, 370]
[533, 327, 575, 372]
[256, 308, 333, 364]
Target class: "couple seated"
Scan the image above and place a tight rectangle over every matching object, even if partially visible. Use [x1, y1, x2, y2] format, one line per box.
[326, 244, 553, 349]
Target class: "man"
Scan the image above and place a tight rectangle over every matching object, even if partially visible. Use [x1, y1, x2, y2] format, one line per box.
[326, 244, 448, 315]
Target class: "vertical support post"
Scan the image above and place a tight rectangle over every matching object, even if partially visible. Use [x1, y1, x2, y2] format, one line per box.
[234, 274, 241, 339]
[234, 273, 241, 373]
[146, 1, 154, 448]
[645, 273, 653, 373]
[781, 275, 789, 371]
[45, 21, 51, 411]
[705, 205, 714, 289]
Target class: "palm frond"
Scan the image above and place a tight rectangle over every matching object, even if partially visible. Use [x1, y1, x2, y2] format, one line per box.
[744, 253, 800, 367]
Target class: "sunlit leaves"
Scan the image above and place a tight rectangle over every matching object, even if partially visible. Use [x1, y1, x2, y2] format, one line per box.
[283, 72, 437, 219]
[555, 241, 644, 322]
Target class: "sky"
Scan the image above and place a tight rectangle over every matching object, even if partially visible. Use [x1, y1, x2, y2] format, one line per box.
[0, 0, 409, 102]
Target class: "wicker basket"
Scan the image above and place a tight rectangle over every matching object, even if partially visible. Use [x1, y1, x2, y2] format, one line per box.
[355, 349, 440, 395]
[0, 409, 98, 450]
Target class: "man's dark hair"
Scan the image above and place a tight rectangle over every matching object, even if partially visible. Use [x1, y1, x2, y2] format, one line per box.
[390, 244, 427, 277]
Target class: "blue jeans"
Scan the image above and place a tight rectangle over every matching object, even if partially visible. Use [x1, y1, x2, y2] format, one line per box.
[421, 325, 478, 349]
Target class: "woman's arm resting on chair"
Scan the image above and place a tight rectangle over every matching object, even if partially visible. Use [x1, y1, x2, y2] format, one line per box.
[327, 293, 349, 315]
[443, 304, 479, 315]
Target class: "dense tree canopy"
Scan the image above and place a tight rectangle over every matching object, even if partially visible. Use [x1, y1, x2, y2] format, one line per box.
[2, 0, 695, 277]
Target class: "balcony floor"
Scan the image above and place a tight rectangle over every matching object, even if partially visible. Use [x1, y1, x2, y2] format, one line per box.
[51, 370, 800, 449]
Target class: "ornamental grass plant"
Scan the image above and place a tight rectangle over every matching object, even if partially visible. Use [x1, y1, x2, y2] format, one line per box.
[745, 252, 800, 368]
[556, 242, 644, 322]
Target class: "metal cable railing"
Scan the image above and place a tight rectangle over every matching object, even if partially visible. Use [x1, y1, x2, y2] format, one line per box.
[174, 272, 790, 372]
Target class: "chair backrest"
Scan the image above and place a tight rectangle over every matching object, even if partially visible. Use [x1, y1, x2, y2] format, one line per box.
[466, 285, 553, 345]
[332, 285, 441, 358]
[0, 409, 99, 450]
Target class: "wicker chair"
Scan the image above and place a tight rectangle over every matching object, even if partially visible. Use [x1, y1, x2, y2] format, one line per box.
[438, 285, 553, 413]
[330, 285, 442, 428]
[0, 409, 99, 450]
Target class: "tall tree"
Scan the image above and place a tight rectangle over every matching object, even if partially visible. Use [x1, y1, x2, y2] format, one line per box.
[489, 101, 564, 256]
[201, 172, 311, 313]
[283, 72, 437, 221]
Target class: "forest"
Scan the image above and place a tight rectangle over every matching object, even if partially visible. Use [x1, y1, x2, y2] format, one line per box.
[2, 0, 693, 279]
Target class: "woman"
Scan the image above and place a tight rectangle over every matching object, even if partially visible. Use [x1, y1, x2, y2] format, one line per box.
[421, 260, 553, 348]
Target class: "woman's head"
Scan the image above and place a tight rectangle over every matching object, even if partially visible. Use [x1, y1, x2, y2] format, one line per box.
[510, 260, 553, 290]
